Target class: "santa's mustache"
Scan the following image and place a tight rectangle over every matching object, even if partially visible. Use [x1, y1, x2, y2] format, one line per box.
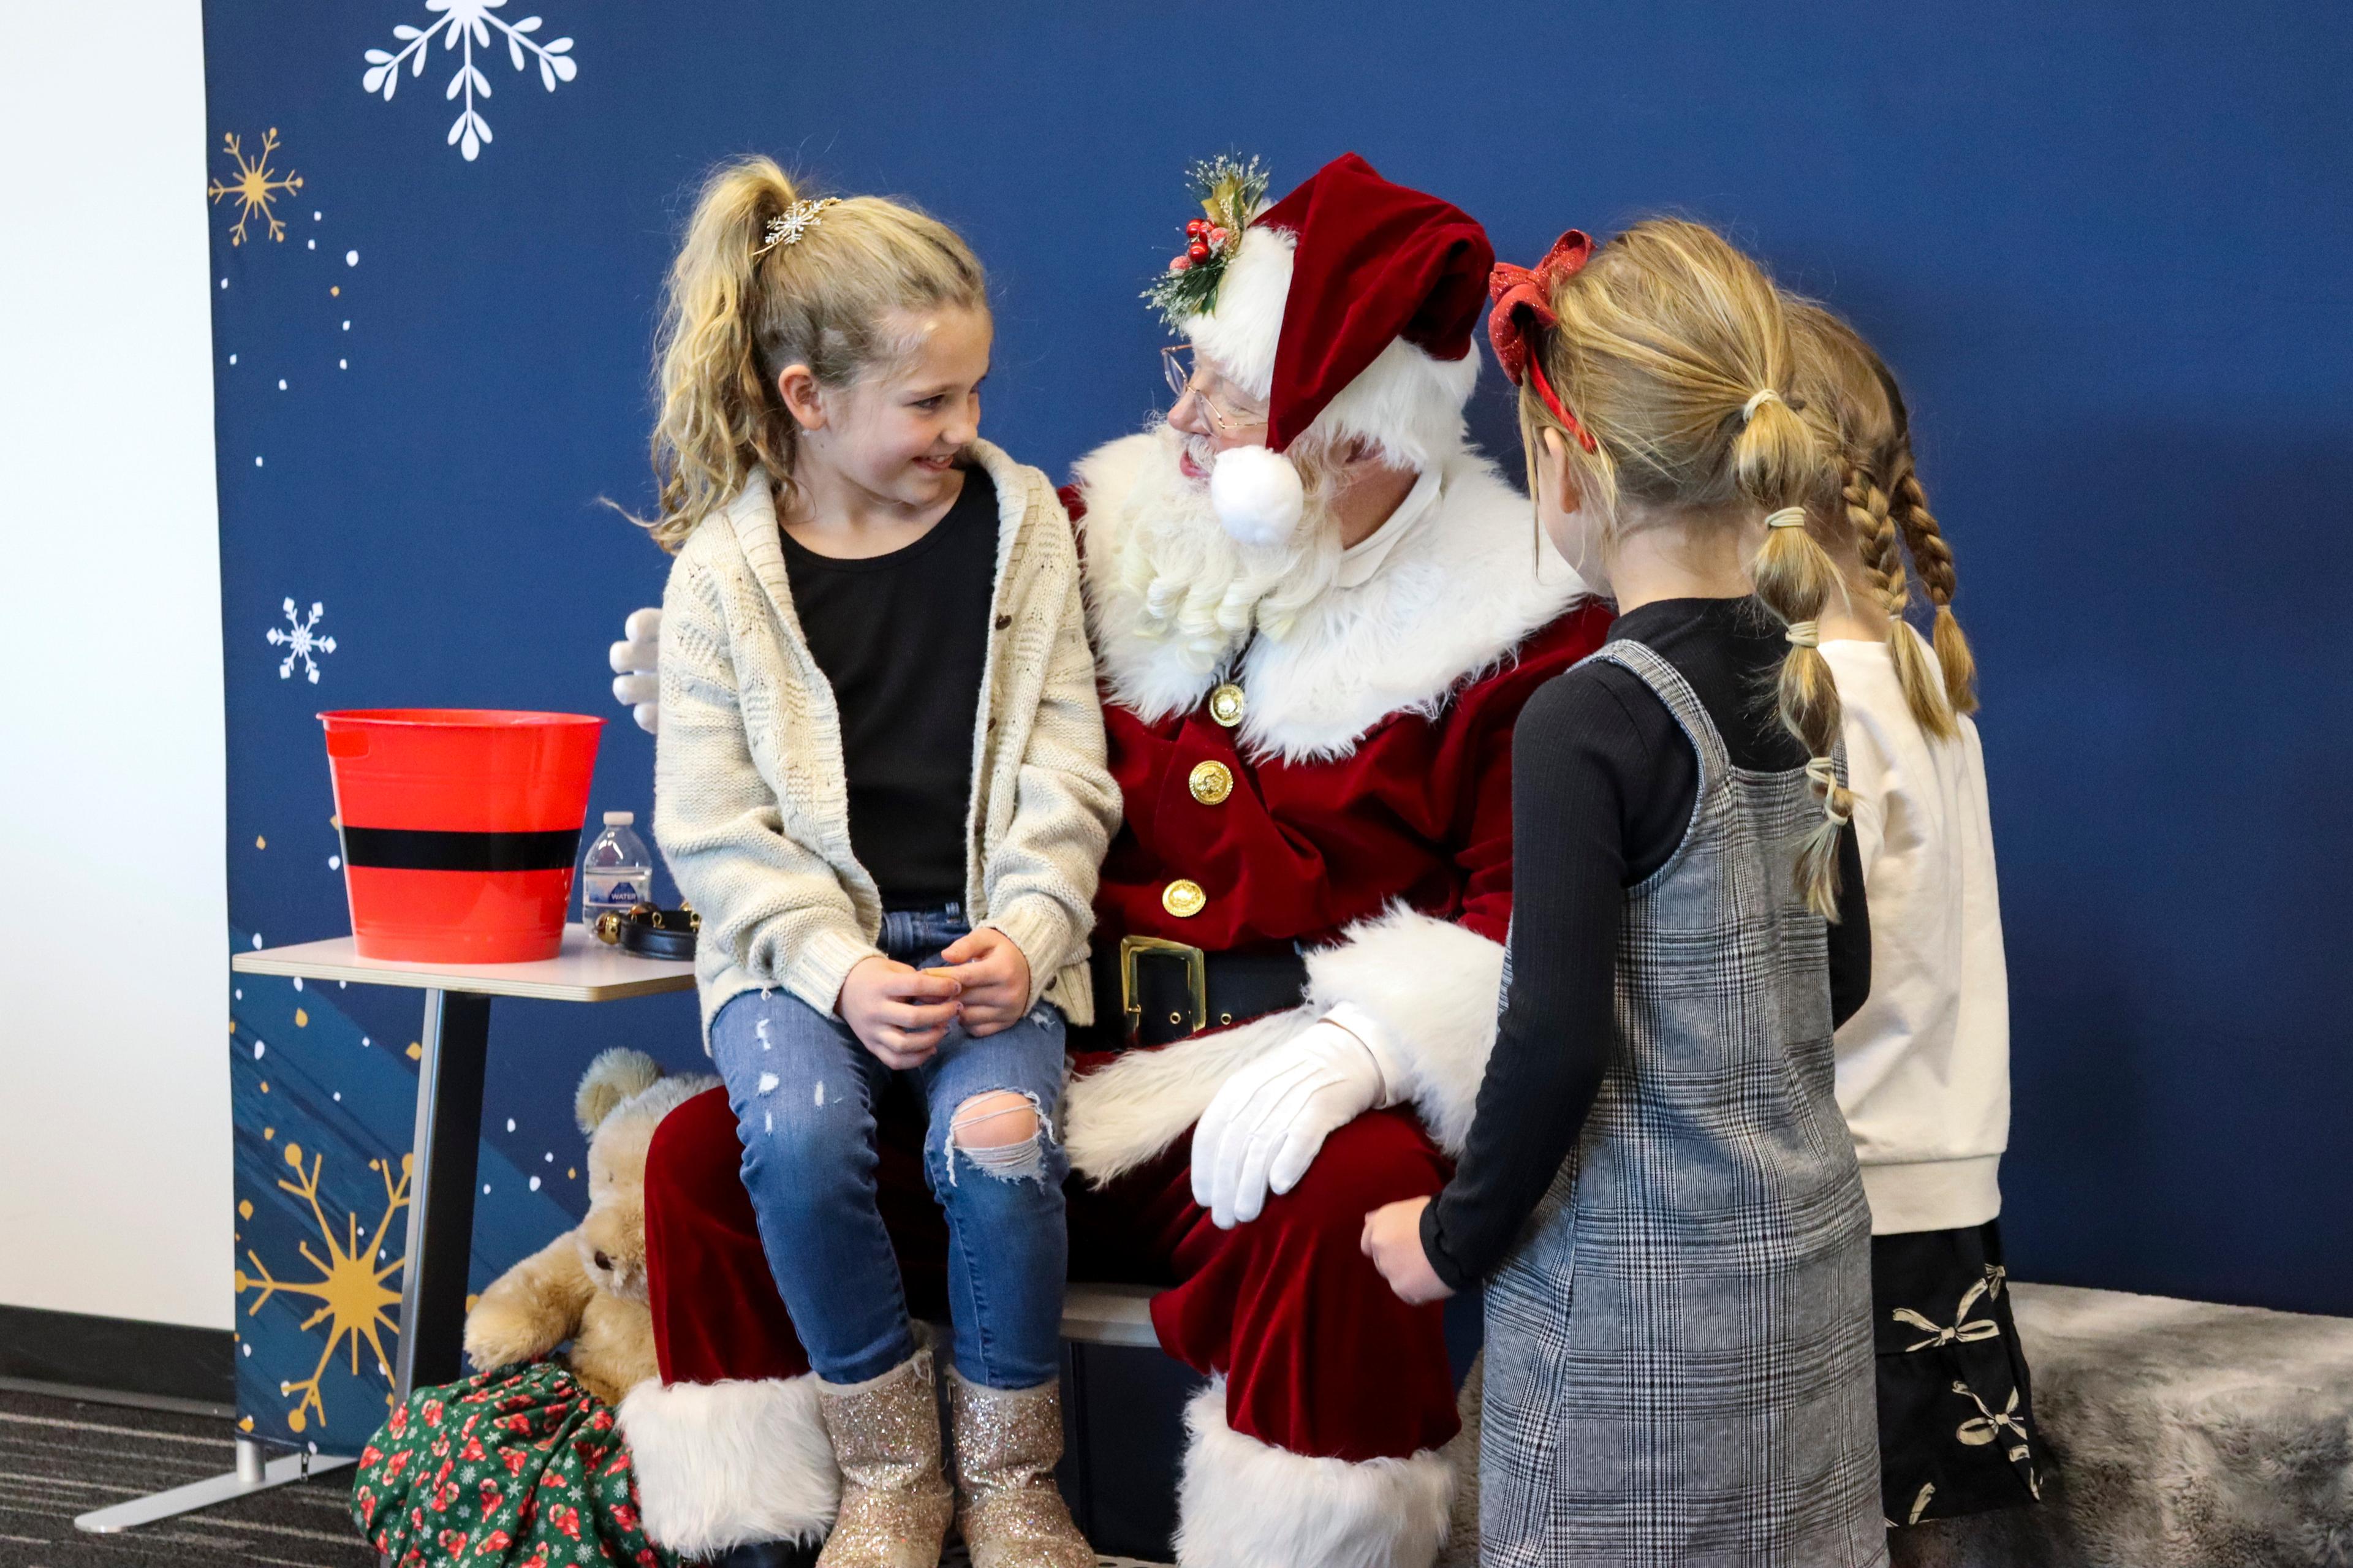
[1178, 430, 1218, 479]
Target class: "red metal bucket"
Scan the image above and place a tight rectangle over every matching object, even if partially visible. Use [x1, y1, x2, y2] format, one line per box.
[319, 709, 604, 963]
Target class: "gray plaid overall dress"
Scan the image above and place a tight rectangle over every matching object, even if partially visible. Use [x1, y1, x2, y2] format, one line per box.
[1481, 640, 1885, 1567]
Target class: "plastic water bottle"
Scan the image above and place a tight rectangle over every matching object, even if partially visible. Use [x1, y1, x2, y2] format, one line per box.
[581, 811, 653, 923]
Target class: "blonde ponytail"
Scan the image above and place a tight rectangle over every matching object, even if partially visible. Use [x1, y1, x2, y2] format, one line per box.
[1745, 396, 1858, 918]
[1528, 219, 1851, 917]
[639, 157, 987, 553]
[644, 158, 800, 552]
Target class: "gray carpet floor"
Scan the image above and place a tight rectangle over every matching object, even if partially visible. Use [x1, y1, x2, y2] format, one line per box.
[0, 1385, 372, 1568]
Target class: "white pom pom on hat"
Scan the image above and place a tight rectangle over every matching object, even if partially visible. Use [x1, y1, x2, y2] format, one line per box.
[1208, 444, 1307, 547]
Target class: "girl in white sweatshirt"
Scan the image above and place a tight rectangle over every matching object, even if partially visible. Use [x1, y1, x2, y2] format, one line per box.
[1792, 302, 2043, 1529]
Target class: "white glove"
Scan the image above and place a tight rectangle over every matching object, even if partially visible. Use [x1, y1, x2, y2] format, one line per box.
[1191, 1019, 1390, 1229]
[608, 607, 662, 733]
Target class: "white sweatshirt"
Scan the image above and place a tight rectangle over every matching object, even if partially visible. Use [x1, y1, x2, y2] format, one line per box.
[1821, 631, 2011, 1235]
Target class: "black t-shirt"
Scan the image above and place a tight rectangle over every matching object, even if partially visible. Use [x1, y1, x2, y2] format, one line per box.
[779, 467, 998, 907]
[1420, 595, 1871, 1290]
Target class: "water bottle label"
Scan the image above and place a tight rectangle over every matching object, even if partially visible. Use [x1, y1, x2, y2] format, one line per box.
[583, 870, 649, 912]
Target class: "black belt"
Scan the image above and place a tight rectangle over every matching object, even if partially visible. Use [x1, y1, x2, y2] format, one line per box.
[1091, 936, 1309, 1048]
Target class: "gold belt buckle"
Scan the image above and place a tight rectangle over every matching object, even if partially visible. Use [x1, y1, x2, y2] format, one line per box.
[1119, 934, 1207, 1044]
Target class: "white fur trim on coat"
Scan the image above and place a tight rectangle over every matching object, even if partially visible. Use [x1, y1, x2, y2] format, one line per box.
[1175, 1376, 1455, 1568]
[618, 1374, 839, 1553]
[1304, 906, 1504, 1157]
[1061, 905, 1502, 1183]
[1179, 225, 1483, 473]
[1077, 440, 1586, 764]
[1064, 1006, 1318, 1186]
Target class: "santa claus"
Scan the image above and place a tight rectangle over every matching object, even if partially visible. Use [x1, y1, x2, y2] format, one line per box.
[605, 153, 1613, 1568]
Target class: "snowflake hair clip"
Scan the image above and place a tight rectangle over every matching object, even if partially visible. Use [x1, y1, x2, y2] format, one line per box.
[759, 198, 841, 256]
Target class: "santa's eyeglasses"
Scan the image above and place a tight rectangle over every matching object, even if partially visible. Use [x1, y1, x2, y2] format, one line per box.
[1162, 345, 1270, 436]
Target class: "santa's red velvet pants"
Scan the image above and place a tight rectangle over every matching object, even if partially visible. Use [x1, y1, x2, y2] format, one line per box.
[617, 1082, 1463, 1567]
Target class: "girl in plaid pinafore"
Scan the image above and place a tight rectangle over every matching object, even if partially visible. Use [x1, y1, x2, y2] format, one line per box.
[1359, 219, 1885, 1564]
[1481, 636, 1884, 1565]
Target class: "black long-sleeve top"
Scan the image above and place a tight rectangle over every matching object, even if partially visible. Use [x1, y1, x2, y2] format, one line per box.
[1419, 596, 1871, 1292]
[779, 468, 997, 907]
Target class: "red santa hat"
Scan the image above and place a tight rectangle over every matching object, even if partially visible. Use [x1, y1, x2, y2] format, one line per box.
[1170, 153, 1494, 546]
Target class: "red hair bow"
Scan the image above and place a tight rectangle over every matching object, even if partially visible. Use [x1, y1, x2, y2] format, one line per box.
[1486, 229, 1597, 453]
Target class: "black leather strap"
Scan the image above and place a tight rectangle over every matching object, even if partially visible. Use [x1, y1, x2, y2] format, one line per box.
[594, 904, 698, 960]
[620, 917, 695, 961]
[1090, 939, 1309, 1048]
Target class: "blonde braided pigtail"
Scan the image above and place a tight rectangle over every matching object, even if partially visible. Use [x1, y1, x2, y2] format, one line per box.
[1787, 298, 1981, 728]
[1844, 458, 1956, 739]
[1890, 458, 1979, 718]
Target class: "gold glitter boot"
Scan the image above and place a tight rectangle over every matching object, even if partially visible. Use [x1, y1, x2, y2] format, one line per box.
[813, 1350, 954, 1568]
[947, 1368, 1096, 1568]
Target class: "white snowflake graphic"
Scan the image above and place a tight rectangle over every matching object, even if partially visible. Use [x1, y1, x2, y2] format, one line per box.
[268, 599, 338, 684]
[362, 0, 578, 162]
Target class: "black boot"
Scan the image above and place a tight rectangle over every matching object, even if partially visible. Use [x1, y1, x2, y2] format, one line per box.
[706, 1540, 824, 1568]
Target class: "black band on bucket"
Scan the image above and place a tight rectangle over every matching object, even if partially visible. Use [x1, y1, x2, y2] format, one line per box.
[339, 825, 583, 873]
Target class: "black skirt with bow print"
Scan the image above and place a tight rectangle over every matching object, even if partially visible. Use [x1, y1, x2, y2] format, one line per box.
[1874, 1221, 2045, 1527]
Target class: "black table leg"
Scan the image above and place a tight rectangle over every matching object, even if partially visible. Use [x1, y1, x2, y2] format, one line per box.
[390, 987, 492, 1401]
[1058, 1340, 1094, 1542]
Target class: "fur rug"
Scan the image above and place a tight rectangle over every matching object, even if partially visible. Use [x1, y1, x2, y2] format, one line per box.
[1898, 1282, 2353, 1567]
[1442, 1282, 2353, 1567]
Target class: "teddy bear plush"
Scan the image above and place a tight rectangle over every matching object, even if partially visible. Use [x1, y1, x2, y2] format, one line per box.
[461, 1046, 716, 1406]
[353, 1048, 716, 1565]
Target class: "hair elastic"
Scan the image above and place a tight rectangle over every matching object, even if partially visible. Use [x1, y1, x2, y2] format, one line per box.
[1742, 387, 1784, 423]
[1784, 619, 1820, 650]
[1764, 506, 1809, 529]
[1804, 756, 1852, 825]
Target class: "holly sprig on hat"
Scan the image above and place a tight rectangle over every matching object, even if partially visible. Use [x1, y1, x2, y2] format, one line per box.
[1143, 154, 1270, 328]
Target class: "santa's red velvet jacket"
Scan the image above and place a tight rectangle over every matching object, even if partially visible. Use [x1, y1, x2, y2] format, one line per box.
[1056, 431, 1613, 1184]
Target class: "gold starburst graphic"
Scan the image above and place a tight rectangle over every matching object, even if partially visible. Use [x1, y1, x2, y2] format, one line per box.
[207, 128, 304, 246]
[235, 1143, 409, 1433]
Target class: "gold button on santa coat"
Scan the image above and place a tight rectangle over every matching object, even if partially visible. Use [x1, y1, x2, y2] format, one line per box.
[1208, 683, 1246, 727]
[1188, 760, 1234, 805]
[1161, 879, 1207, 918]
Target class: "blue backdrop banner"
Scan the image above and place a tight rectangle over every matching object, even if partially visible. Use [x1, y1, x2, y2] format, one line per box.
[202, 1, 2353, 1456]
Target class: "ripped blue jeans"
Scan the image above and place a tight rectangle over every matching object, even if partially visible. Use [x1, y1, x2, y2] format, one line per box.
[707, 906, 1071, 1390]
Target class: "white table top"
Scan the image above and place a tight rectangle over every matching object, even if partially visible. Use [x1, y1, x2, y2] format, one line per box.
[230, 923, 698, 1002]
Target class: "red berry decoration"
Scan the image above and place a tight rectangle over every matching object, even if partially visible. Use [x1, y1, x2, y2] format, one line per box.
[1188, 239, 1210, 262]
[1208, 226, 1229, 247]
[1186, 219, 1207, 236]
[1169, 254, 1192, 273]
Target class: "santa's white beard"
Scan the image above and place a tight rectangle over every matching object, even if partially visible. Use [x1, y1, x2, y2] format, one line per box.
[1094, 425, 1343, 701]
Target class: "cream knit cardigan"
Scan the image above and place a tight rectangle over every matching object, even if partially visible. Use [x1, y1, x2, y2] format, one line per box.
[654, 440, 1119, 1040]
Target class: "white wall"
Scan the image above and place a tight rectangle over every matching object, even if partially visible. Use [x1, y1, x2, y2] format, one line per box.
[0, 0, 231, 1330]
